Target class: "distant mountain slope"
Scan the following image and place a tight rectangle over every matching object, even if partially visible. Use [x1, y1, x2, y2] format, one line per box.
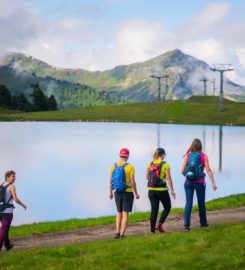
[0, 64, 118, 109]
[1, 49, 245, 109]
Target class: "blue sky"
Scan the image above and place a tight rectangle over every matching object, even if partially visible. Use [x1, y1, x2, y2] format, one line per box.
[31, 0, 245, 28]
[0, 0, 245, 84]
[32, 0, 206, 26]
[32, 0, 245, 26]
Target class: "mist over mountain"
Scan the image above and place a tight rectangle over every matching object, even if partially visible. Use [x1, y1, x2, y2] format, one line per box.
[0, 49, 244, 109]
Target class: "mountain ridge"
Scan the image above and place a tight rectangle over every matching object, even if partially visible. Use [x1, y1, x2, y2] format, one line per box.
[1, 49, 245, 109]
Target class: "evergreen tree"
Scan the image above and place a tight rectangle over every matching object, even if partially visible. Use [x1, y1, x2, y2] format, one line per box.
[47, 94, 58, 111]
[11, 95, 18, 110]
[31, 83, 48, 111]
[11, 94, 32, 111]
[0, 84, 12, 108]
[19, 94, 31, 112]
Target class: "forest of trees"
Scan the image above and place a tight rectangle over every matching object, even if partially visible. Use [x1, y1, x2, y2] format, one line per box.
[0, 84, 58, 112]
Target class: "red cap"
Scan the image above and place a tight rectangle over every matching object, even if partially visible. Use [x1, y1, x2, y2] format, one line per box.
[119, 148, 129, 157]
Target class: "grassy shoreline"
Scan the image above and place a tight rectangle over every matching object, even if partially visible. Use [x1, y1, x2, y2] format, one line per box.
[10, 193, 245, 238]
[2, 221, 245, 269]
[1, 96, 245, 126]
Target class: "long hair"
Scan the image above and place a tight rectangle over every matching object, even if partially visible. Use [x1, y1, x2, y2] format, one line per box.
[184, 138, 202, 156]
[153, 148, 166, 160]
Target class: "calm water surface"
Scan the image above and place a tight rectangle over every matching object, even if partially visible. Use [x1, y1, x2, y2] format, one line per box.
[0, 122, 244, 225]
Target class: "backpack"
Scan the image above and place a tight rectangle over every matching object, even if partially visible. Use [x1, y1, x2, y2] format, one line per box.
[184, 152, 205, 181]
[0, 183, 13, 212]
[148, 161, 166, 188]
[111, 163, 130, 192]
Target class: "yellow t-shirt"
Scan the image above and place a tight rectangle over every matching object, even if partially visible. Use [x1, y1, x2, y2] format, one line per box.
[110, 161, 135, 192]
[147, 160, 170, 191]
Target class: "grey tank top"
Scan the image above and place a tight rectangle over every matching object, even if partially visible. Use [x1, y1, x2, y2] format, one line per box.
[1, 184, 14, 214]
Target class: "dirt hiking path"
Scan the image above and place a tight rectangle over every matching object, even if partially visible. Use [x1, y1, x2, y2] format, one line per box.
[12, 207, 245, 250]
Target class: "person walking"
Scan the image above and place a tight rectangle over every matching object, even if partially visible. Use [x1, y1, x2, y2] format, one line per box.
[181, 138, 217, 231]
[146, 148, 176, 233]
[109, 148, 140, 239]
[0, 170, 27, 251]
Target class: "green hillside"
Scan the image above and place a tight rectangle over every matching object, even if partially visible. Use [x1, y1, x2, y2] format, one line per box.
[2, 50, 245, 107]
[0, 96, 245, 126]
[0, 66, 120, 109]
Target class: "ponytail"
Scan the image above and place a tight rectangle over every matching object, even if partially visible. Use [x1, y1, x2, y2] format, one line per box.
[153, 148, 166, 160]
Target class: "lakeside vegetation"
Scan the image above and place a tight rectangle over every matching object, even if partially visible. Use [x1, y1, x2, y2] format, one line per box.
[0, 83, 57, 112]
[2, 221, 245, 269]
[10, 193, 245, 238]
[0, 96, 245, 126]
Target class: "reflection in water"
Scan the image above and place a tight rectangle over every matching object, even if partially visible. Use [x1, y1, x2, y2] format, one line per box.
[219, 126, 223, 172]
[202, 126, 206, 152]
[157, 124, 160, 148]
[0, 122, 244, 225]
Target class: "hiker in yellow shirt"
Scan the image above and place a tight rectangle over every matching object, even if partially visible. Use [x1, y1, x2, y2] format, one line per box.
[109, 148, 140, 239]
[146, 148, 176, 233]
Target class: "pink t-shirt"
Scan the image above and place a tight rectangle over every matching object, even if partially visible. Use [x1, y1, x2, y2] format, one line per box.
[185, 152, 206, 183]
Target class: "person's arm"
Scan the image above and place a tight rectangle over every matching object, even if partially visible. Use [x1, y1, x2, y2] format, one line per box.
[109, 166, 114, 199]
[181, 155, 188, 176]
[166, 169, 176, 199]
[9, 185, 27, 210]
[130, 174, 140, 199]
[109, 176, 113, 199]
[146, 168, 150, 181]
[204, 155, 217, 191]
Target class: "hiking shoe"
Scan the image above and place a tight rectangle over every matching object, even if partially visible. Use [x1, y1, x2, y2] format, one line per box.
[120, 235, 126, 239]
[184, 227, 190, 232]
[114, 233, 120, 239]
[6, 244, 14, 251]
[155, 224, 165, 233]
[200, 223, 209, 228]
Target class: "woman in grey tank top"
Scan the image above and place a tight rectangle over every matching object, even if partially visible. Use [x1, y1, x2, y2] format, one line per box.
[0, 170, 27, 252]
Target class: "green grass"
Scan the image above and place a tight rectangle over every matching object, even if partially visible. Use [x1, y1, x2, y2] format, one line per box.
[1, 96, 245, 125]
[1, 222, 245, 270]
[10, 193, 245, 238]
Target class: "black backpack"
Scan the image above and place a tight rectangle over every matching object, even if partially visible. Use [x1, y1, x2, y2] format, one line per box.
[0, 183, 13, 212]
[148, 161, 167, 188]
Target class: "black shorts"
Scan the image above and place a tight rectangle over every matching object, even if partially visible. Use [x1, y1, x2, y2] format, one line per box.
[114, 192, 134, 213]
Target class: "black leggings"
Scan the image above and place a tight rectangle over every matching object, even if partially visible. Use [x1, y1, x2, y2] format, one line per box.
[148, 190, 171, 232]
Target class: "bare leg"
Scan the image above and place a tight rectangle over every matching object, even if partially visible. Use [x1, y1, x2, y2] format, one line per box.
[120, 211, 129, 235]
[116, 212, 122, 233]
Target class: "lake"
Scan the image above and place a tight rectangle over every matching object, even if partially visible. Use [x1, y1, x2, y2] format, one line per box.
[0, 122, 244, 225]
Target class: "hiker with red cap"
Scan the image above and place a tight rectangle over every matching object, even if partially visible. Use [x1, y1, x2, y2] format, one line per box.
[109, 148, 140, 239]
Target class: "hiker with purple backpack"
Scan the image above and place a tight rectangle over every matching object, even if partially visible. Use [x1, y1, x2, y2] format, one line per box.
[181, 138, 217, 231]
[146, 148, 176, 233]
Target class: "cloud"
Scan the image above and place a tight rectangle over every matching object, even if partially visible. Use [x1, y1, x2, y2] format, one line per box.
[176, 2, 233, 64]
[1, 1, 245, 85]
[91, 19, 173, 69]
[0, 1, 42, 55]
[177, 2, 230, 40]
[21, 15, 102, 69]
[176, 2, 245, 85]
[181, 39, 226, 64]
[236, 48, 245, 66]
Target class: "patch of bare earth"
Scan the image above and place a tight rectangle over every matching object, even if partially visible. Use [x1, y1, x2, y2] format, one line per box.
[12, 207, 245, 250]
